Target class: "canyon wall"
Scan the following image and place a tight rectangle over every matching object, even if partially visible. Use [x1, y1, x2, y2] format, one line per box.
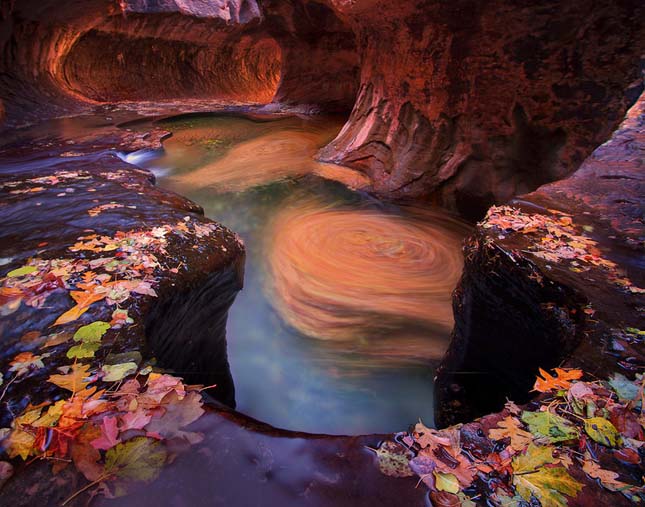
[320, 0, 645, 216]
[0, 0, 643, 213]
[0, 0, 359, 125]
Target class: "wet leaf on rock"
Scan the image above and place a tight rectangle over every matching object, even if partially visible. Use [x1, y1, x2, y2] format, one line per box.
[373, 441, 414, 477]
[513, 466, 582, 507]
[91, 416, 121, 451]
[104, 437, 167, 482]
[584, 417, 621, 447]
[534, 368, 583, 393]
[101, 362, 138, 382]
[512, 443, 558, 473]
[48, 363, 93, 392]
[9, 352, 48, 376]
[489, 416, 533, 451]
[608, 373, 641, 406]
[66, 321, 110, 359]
[434, 471, 460, 494]
[7, 266, 37, 278]
[521, 411, 580, 443]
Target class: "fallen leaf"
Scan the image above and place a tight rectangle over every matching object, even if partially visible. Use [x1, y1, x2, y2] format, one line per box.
[67, 341, 101, 359]
[607, 373, 640, 405]
[489, 417, 533, 452]
[434, 472, 460, 494]
[533, 368, 583, 393]
[66, 321, 110, 359]
[48, 364, 93, 393]
[512, 443, 558, 472]
[373, 441, 414, 478]
[522, 411, 579, 443]
[120, 409, 152, 432]
[71, 425, 103, 482]
[91, 416, 121, 451]
[53, 290, 107, 326]
[514, 466, 582, 507]
[104, 437, 167, 482]
[6, 266, 37, 278]
[9, 352, 47, 377]
[102, 362, 138, 382]
[4, 429, 36, 459]
[584, 417, 621, 447]
[144, 391, 204, 443]
[583, 454, 632, 492]
[73, 321, 110, 343]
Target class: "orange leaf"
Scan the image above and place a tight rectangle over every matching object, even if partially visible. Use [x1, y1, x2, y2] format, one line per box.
[533, 368, 583, 393]
[52, 289, 106, 326]
[48, 364, 93, 394]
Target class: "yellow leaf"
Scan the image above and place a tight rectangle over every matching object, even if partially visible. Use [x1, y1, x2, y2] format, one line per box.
[52, 290, 106, 326]
[5, 429, 36, 460]
[584, 417, 621, 447]
[434, 471, 460, 494]
[373, 441, 414, 478]
[514, 466, 583, 507]
[32, 400, 65, 427]
[102, 362, 138, 383]
[512, 443, 558, 474]
[53, 304, 90, 326]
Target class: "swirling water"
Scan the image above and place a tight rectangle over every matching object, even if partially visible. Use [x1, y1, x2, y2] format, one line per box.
[133, 113, 471, 434]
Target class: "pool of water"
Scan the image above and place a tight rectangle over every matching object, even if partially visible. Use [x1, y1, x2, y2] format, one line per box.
[125, 112, 471, 435]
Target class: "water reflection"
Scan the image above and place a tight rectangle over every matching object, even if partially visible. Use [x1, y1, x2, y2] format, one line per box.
[129, 113, 471, 434]
[266, 199, 469, 365]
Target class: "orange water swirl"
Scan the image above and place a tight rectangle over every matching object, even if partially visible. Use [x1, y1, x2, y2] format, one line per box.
[266, 200, 470, 364]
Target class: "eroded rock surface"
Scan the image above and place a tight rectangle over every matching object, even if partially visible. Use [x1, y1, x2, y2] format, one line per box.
[319, 0, 645, 217]
[436, 90, 645, 428]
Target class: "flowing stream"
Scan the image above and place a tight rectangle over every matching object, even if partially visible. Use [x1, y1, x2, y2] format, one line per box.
[125, 112, 471, 434]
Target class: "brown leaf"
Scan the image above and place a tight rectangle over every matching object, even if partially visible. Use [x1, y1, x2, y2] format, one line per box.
[489, 417, 533, 452]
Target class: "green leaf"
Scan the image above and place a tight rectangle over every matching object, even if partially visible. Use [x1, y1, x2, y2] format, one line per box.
[73, 321, 110, 343]
[434, 471, 460, 494]
[512, 443, 558, 474]
[104, 437, 167, 483]
[7, 266, 37, 277]
[67, 342, 101, 359]
[522, 411, 579, 443]
[514, 466, 583, 507]
[607, 373, 640, 405]
[584, 417, 621, 447]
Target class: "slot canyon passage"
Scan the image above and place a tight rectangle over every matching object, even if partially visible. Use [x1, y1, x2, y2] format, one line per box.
[0, 1, 643, 507]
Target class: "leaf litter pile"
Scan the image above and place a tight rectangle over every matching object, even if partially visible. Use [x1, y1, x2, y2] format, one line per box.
[375, 368, 645, 506]
[481, 206, 644, 295]
[0, 174, 239, 503]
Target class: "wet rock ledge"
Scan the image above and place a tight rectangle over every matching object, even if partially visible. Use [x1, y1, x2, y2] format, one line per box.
[436, 90, 645, 427]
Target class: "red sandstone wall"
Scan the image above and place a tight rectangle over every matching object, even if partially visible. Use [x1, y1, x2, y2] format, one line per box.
[0, 0, 643, 214]
[318, 0, 645, 216]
